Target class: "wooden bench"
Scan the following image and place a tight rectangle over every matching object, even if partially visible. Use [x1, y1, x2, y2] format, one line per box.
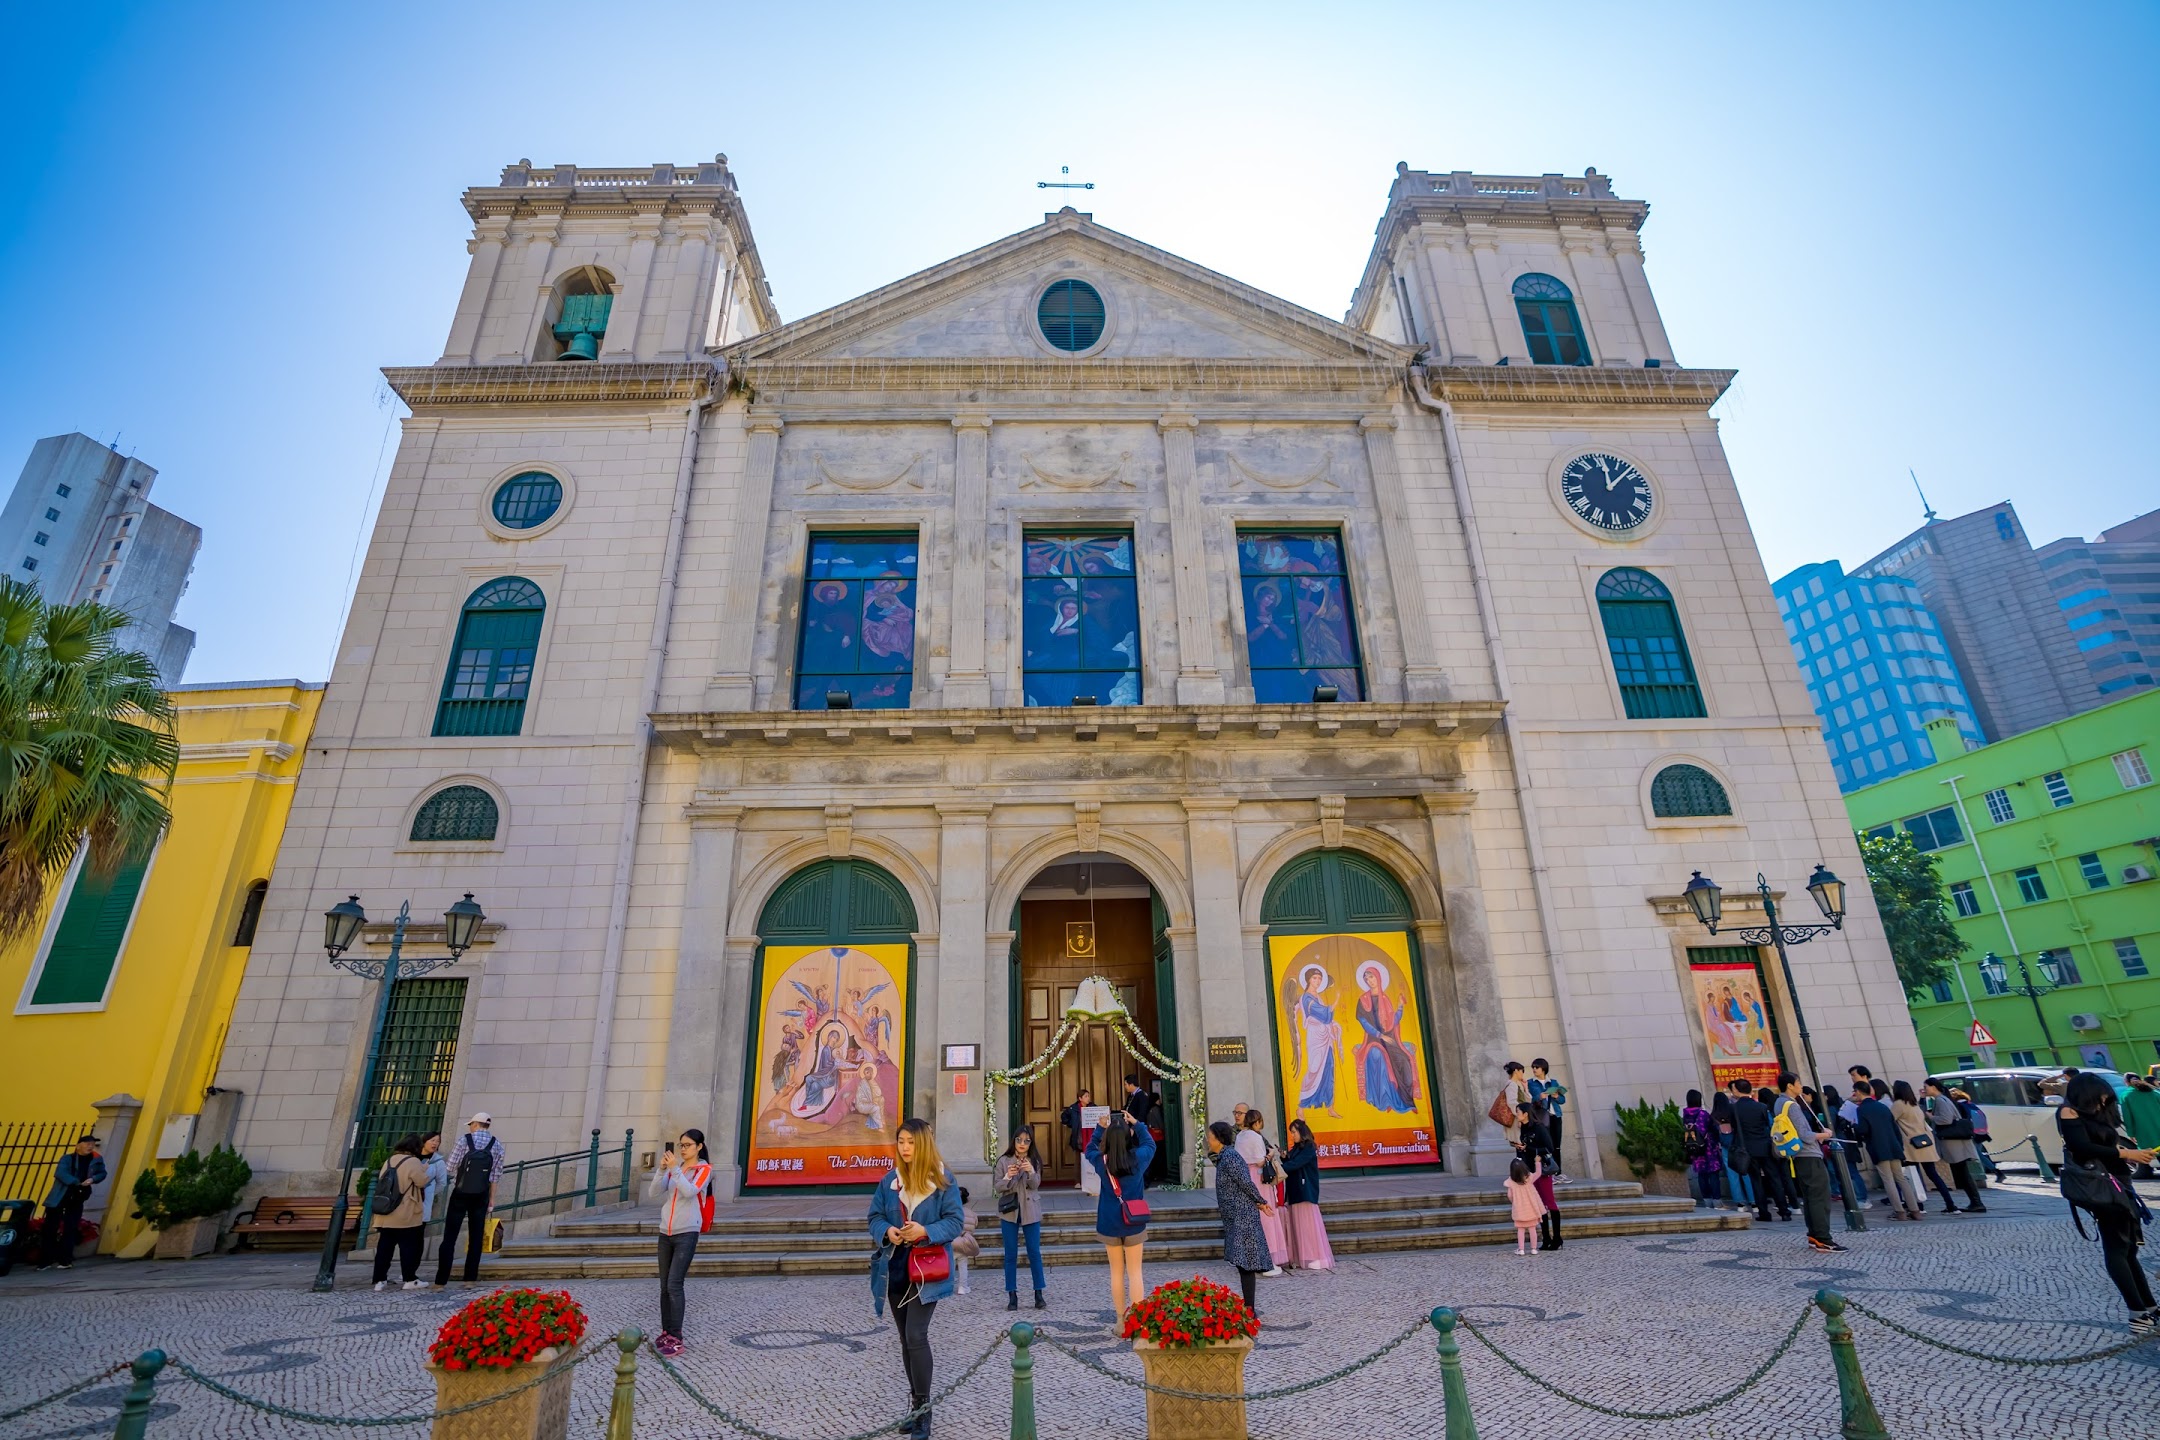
[231, 1195, 355, 1250]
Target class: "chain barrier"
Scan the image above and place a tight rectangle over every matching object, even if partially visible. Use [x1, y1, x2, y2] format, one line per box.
[1840, 1296, 2160, 1367]
[0, 1360, 130, 1422]
[1034, 1316, 1430, 1401]
[1456, 1303, 1814, 1422]
[160, 1341, 611, 1426]
[648, 1330, 1008, 1440]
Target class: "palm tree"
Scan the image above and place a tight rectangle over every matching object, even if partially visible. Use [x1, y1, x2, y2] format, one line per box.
[0, 577, 178, 946]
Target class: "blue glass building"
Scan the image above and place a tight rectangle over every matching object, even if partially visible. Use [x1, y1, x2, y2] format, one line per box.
[1775, 560, 1984, 793]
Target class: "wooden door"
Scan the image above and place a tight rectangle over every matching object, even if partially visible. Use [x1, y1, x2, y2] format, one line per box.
[1015, 897, 1155, 1186]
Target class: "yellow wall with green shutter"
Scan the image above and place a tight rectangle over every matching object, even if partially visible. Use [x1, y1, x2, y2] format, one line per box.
[0, 681, 321, 1252]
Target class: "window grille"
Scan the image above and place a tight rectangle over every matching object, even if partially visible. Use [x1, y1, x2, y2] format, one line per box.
[1650, 764, 1731, 817]
[410, 786, 500, 842]
[352, 978, 468, 1169]
[434, 578, 544, 737]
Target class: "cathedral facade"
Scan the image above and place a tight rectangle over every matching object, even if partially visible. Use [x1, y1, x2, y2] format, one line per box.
[218, 156, 1921, 1199]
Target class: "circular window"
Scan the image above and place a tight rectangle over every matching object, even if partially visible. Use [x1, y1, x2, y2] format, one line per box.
[491, 472, 563, 530]
[1037, 280, 1106, 352]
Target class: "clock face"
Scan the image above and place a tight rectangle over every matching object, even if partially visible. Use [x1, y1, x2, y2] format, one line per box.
[1560, 452, 1654, 533]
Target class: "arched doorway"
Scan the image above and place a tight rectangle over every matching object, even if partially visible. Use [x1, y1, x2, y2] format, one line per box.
[740, 859, 917, 1189]
[1005, 855, 1181, 1185]
[1260, 850, 1444, 1174]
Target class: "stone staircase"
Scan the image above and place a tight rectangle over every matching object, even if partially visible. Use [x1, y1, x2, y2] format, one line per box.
[488, 1176, 1749, 1280]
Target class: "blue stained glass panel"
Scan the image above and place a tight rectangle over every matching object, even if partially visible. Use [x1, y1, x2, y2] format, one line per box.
[795, 533, 917, 709]
[1021, 531, 1140, 706]
[1237, 529, 1365, 702]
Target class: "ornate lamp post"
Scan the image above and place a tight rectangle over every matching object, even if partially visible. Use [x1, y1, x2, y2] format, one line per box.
[1977, 951, 2064, 1065]
[1682, 866, 1868, 1231]
[312, 894, 486, 1293]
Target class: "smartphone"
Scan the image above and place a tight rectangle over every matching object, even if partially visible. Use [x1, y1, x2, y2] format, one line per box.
[664, 1142, 675, 1154]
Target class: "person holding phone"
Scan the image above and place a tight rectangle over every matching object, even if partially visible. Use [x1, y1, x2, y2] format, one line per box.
[650, 1130, 711, 1357]
[868, 1118, 962, 1439]
[2058, 1072, 2159, 1333]
[993, 1125, 1046, 1311]
[1085, 1108, 1156, 1334]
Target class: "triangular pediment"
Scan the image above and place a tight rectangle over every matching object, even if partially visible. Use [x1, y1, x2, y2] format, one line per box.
[728, 210, 1408, 366]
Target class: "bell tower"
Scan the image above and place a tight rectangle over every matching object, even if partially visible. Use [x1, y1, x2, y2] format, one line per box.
[435, 155, 779, 366]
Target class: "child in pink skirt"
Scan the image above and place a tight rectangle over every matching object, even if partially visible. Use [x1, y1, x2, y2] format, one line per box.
[1505, 1157, 1546, 1255]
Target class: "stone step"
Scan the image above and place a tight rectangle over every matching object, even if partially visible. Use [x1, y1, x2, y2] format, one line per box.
[482, 1209, 1751, 1280]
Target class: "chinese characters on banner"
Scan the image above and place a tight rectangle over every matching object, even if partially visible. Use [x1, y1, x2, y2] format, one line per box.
[1689, 959, 1782, 1091]
[745, 943, 909, 1186]
[1266, 931, 1440, 1169]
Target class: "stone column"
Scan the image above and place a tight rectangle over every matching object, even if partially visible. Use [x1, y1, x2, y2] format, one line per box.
[1422, 229, 1483, 365]
[1361, 417, 1447, 701]
[943, 414, 992, 707]
[1159, 413, 1225, 704]
[1465, 225, 1522, 364]
[1555, 230, 1618, 364]
[985, 929, 1017, 1076]
[1608, 232, 1675, 363]
[933, 802, 993, 1181]
[654, 222, 713, 360]
[600, 217, 662, 361]
[1417, 790, 1517, 1176]
[707, 413, 782, 709]
[440, 217, 511, 364]
[1164, 924, 1211, 1187]
[664, 800, 745, 1193]
[87, 1093, 144, 1255]
[1182, 800, 1255, 1115]
[503, 224, 561, 362]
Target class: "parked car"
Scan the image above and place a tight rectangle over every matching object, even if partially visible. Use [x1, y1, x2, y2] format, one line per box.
[1929, 1067, 2130, 1167]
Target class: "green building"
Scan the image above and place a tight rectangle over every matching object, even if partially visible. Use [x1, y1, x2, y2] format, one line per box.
[1845, 689, 2160, 1074]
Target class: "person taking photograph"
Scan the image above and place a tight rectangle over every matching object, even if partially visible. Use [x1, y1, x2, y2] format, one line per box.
[651, 1129, 711, 1357]
[993, 1126, 1047, 1312]
[1085, 1108, 1156, 1333]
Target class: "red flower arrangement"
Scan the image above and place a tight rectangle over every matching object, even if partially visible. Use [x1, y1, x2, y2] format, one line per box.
[1120, 1276, 1260, 1348]
[429, 1289, 588, 1371]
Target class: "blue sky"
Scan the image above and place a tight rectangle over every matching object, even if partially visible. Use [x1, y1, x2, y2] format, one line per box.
[5, 3, 2154, 683]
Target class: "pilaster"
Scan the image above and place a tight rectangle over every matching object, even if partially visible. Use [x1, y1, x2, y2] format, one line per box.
[505, 222, 562, 362]
[1182, 799, 1254, 1112]
[1159, 413, 1225, 704]
[707, 413, 783, 709]
[441, 217, 511, 364]
[600, 217, 663, 361]
[1465, 225, 1523, 365]
[942, 413, 993, 707]
[1417, 789, 1516, 1177]
[1361, 416, 1447, 700]
[654, 222, 713, 360]
[1554, 229, 1616, 365]
[932, 801, 993, 1177]
[666, 801, 746, 1194]
[1607, 231, 1674, 363]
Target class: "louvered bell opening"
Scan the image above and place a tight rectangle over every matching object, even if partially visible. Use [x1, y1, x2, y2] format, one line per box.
[1037, 280, 1105, 352]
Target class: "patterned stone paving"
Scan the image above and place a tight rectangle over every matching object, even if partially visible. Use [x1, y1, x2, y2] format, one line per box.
[2, 1174, 2157, 1438]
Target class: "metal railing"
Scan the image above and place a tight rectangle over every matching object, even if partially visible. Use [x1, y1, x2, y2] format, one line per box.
[494, 1129, 637, 1221]
[0, 1119, 92, 1208]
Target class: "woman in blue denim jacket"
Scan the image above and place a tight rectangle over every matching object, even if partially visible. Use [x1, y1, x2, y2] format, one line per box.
[1084, 1110, 1156, 1333]
[868, 1118, 964, 1439]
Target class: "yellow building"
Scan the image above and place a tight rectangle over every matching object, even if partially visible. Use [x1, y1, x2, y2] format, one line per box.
[0, 680, 321, 1254]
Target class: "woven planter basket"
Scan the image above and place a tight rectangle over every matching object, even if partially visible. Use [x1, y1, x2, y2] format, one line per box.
[426, 1346, 573, 1440]
[1132, 1335, 1251, 1440]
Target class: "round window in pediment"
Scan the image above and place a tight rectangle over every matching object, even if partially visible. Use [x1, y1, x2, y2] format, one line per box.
[1037, 279, 1106, 352]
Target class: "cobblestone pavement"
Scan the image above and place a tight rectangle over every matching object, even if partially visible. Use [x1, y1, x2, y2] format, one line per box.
[3, 1175, 2158, 1439]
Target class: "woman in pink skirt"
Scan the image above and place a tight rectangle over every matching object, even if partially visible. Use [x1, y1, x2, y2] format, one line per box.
[1234, 1109, 1289, 1274]
[1279, 1119, 1334, 1270]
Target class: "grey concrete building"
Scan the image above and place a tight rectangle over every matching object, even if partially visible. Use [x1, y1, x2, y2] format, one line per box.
[1856, 502, 2095, 744]
[2036, 506, 2160, 704]
[2, 433, 200, 682]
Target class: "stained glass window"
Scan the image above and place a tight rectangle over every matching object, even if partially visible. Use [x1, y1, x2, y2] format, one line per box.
[1595, 568, 1705, 719]
[434, 578, 544, 737]
[1236, 530, 1364, 702]
[1512, 272, 1589, 366]
[795, 533, 918, 710]
[1021, 532, 1140, 706]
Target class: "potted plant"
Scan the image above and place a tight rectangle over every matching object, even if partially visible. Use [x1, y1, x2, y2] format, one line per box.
[131, 1145, 252, 1259]
[1122, 1276, 1259, 1440]
[426, 1289, 585, 1440]
[1612, 1098, 1690, 1196]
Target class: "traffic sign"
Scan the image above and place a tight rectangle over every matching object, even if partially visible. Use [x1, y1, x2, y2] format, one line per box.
[1969, 1019, 1998, 1047]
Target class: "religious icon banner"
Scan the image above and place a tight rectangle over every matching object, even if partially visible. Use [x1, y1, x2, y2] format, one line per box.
[1266, 931, 1440, 1169]
[1689, 959, 1781, 1091]
[745, 943, 910, 1186]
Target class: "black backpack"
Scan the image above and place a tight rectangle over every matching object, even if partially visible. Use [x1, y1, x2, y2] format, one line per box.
[1681, 1118, 1708, 1161]
[454, 1137, 494, 1195]
[369, 1160, 405, 1216]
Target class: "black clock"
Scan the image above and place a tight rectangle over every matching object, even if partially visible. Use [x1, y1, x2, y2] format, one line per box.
[1559, 452, 1654, 533]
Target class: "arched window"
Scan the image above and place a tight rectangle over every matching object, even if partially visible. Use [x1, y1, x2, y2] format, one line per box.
[1650, 764, 1732, 817]
[232, 880, 268, 947]
[1513, 273, 1589, 366]
[411, 785, 501, 842]
[548, 265, 615, 361]
[434, 578, 544, 737]
[1596, 569, 1705, 719]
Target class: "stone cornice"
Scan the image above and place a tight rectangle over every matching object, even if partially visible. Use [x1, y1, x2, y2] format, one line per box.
[383, 362, 722, 410]
[652, 700, 1503, 750]
[733, 358, 1404, 400]
[1424, 364, 1734, 408]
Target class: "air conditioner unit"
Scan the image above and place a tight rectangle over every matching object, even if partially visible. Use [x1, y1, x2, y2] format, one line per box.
[2068, 1012, 2104, 1032]
[2123, 864, 2156, 883]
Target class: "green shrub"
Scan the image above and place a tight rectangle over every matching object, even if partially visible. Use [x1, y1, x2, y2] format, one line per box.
[353, 1139, 389, 1197]
[1611, 1098, 1686, 1179]
[130, 1145, 252, 1229]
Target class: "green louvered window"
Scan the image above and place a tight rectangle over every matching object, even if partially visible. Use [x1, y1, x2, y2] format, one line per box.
[1597, 568, 1706, 719]
[1037, 280, 1106, 352]
[410, 785, 500, 842]
[29, 852, 153, 1007]
[353, 978, 468, 1167]
[1513, 273, 1589, 366]
[1650, 764, 1732, 817]
[434, 578, 544, 737]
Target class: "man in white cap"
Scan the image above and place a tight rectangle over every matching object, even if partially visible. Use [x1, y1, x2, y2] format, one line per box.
[433, 1112, 505, 1287]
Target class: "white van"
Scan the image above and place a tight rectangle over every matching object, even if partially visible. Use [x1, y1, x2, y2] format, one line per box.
[1928, 1067, 2130, 1167]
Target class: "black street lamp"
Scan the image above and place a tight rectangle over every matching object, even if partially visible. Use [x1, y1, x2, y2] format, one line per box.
[1977, 951, 2064, 1065]
[312, 894, 486, 1293]
[1682, 867, 1868, 1232]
